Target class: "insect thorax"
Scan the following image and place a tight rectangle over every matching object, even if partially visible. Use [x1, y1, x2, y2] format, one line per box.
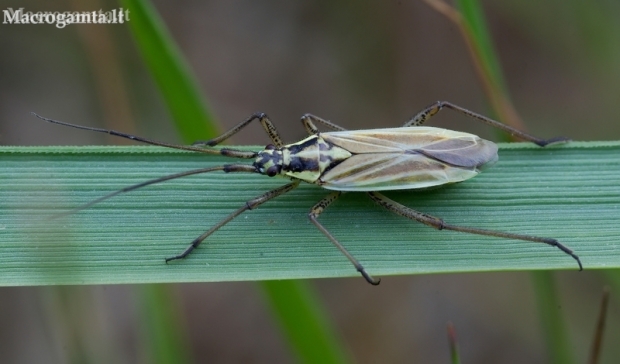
[253, 135, 352, 183]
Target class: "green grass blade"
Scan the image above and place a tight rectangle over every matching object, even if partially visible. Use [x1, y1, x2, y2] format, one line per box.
[456, 0, 507, 93]
[261, 280, 350, 364]
[138, 285, 193, 364]
[532, 271, 575, 364]
[447, 322, 461, 364]
[452, 0, 526, 135]
[1, 141, 618, 285]
[120, 0, 218, 141]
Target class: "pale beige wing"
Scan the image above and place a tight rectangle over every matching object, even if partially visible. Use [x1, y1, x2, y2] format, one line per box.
[319, 152, 480, 191]
[321, 126, 498, 169]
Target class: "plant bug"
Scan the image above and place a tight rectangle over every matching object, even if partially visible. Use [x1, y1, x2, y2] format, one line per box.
[33, 101, 582, 285]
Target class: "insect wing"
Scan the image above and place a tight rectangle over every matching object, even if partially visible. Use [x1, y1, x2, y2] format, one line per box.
[318, 152, 477, 191]
[319, 127, 498, 191]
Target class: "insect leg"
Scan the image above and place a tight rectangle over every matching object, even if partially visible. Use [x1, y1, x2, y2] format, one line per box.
[402, 101, 568, 146]
[193, 112, 285, 148]
[367, 192, 582, 270]
[166, 180, 301, 263]
[308, 192, 380, 285]
[301, 114, 348, 135]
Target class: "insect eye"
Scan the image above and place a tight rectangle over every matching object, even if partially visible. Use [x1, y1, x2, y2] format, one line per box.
[265, 144, 276, 150]
[266, 166, 279, 177]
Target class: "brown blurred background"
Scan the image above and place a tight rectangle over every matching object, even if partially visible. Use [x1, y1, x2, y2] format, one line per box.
[1, 0, 620, 363]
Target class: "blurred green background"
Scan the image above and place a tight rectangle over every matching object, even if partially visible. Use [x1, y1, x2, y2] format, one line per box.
[1, 0, 620, 363]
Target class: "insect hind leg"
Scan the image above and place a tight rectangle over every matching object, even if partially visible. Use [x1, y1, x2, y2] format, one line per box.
[403, 101, 569, 147]
[367, 192, 582, 270]
[166, 180, 300, 263]
[308, 191, 380, 285]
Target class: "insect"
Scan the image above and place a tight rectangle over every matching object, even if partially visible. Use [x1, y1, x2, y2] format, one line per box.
[33, 101, 582, 285]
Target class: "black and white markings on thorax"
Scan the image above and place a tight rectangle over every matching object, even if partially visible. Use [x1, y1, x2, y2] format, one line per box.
[254, 134, 352, 183]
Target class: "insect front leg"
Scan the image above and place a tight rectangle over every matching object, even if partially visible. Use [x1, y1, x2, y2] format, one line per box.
[403, 101, 568, 146]
[367, 192, 582, 270]
[301, 114, 348, 135]
[308, 191, 380, 285]
[166, 180, 301, 263]
[193, 112, 285, 148]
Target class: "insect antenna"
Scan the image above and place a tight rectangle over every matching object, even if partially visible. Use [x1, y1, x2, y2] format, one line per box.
[31, 113, 257, 159]
[50, 164, 257, 220]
